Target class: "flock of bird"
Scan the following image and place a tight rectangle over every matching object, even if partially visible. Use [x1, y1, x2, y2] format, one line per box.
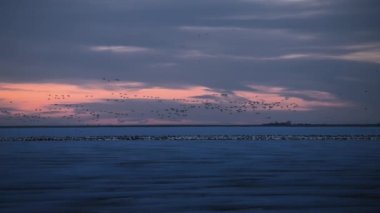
[0, 76, 374, 125]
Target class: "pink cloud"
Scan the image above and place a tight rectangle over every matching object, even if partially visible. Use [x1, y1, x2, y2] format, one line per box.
[0, 81, 349, 124]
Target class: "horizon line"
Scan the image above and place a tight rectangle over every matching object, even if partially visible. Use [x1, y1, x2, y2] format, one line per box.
[0, 123, 380, 128]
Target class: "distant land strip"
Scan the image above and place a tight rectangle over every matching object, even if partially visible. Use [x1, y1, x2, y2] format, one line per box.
[1, 135, 380, 142]
[0, 123, 380, 128]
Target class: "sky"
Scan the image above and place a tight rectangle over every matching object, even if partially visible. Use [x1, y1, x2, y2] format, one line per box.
[0, 0, 379, 125]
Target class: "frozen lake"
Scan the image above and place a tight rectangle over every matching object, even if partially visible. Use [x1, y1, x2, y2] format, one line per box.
[1, 127, 380, 212]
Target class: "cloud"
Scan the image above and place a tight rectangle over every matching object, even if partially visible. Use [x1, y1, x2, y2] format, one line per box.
[300, 42, 380, 64]
[279, 43, 380, 64]
[338, 42, 380, 50]
[260, 51, 380, 64]
[178, 50, 217, 59]
[240, 0, 328, 6]
[178, 49, 314, 61]
[1, 0, 380, 124]
[237, 84, 348, 110]
[149, 62, 178, 68]
[178, 41, 380, 64]
[334, 48, 380, 64]
[89, 45, 154, 54]
[249, 85, 337, 101]
[0, 81, 350, 125]
[179, 26, 316, 41]
[212, 10, 329, 21]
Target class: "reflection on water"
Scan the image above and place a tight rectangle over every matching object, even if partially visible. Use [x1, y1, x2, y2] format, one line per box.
[1, 141, 380, 212]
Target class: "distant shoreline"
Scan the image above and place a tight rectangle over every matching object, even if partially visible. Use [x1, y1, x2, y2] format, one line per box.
[2, 134, 380, 142]
[0, 124, 380, 128]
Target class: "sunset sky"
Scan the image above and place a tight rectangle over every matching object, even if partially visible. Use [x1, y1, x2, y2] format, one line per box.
[0, 0, 379, 125]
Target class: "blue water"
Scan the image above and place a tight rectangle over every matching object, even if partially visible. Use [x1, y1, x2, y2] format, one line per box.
[1, 126, 380, 137]
[1, 127, 380, 213]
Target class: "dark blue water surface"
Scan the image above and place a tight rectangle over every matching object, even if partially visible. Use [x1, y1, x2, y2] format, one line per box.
[1, 126, 380, 137]
[1, 127, 380, 213]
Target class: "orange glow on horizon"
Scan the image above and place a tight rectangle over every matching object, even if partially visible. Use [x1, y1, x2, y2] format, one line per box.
[0, 81, 348, 124]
